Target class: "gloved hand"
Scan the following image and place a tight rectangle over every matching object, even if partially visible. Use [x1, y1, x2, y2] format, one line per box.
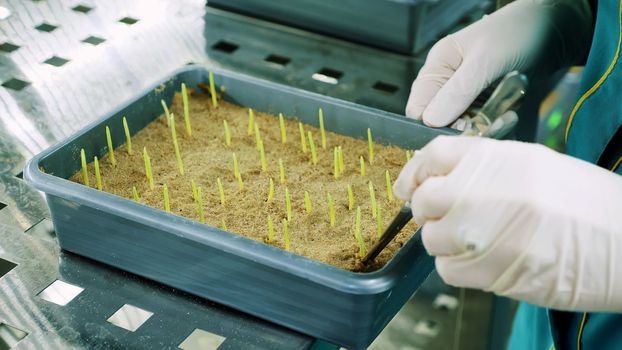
[406, 0, 593, 127]
[394, 136, 622, 312]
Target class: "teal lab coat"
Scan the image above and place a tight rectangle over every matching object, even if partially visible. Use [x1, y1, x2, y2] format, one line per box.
[509, 0, 622, 349]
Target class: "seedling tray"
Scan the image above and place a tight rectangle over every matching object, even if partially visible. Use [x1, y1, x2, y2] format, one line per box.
[24, 66, 457, 349]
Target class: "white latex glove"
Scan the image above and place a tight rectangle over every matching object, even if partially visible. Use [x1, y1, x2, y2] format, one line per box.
[394, 136, 622, 312]
[406, 0, 593, 127]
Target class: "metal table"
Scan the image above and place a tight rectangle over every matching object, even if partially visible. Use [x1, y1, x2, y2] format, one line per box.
[0, 1, 504, 349]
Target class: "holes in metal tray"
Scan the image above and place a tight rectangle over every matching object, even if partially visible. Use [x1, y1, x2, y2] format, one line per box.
[34, 22, 58, 33]
[119, 16, 139, 25]
[0, 257, 16, 279]
[43, 55, 69, 67]
[1, 78, 29, 91]
[312, 68, 343, 85]
[432, 293, 459, 311]
[264, 54, 290, 68]
[38, 280, 84, 306]
[0, 201, 5, 211]
[0, 322, 28, 349]
[179, 329, 226, 350]
[212, 40, 239, 54]
[82, 35, 105, 46]
[373, 81, 399, 95]
[71, 4, 93, 14]
[413, 319, 440, 337]
[0, 42, 19, 54]
[107, 304, 153, 332]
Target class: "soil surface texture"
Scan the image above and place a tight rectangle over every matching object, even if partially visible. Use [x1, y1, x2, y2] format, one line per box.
[71, 89, 419, 271]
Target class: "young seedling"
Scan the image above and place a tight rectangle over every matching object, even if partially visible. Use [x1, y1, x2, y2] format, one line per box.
[298, 122, 307, 153]
[319, 108, 326, 149]
[267, 214, 275, 242]
[354, 206, 366, 258]
[279, 113, 287, 144]
[347, 184, 354, 211]
[304, 191, 312, 213]
[217, 178, 226, 206]
[163, 184, 171, 212]
[167, 114, 185, 175]
[367, 128, 374, 165]
[94, 156, 102, 190]
[283, 218, 290, 251]
[338, 146, 344, 173]
[209, 71, 218, 108]
[236, 173, 245, 192]
[258, 139, 267, 172]
[267, 177, 275, 203]
[405, 150, 412, 163]
[132, 186, 140, 202]
[385, 170, 394, 201]
[223, 120, 231, 146]
[247, 108, 255, 136]
[285, 187, 292, 221]
[80, 148, 89, 186]
[105, 126, 116, 166]
[254, 123, 262, 150]
[197, 186, 205, 223]
[143, 147, 154, 190]
[376, 206, 383, 238]
[369, 181, 377, 219]
[279, 158, 285, 184]
[173, 138, 185, 176]
[181, 83, 192, 137]
[327, 192, 335, 227]
[191, 179, 198, 202]
[160, 99, 171, 127]
[221, 218, 228, 231]
[232, 153, 240, 178]
[170, 113, 178, 143]
[333, 147, 339, 179]
[307, 131, 318, 165]
[122, 116, 132, 155]
[360, 156, 366, 177]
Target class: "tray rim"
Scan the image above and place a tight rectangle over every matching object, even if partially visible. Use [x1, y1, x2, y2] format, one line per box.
[24, 64, 455, 295]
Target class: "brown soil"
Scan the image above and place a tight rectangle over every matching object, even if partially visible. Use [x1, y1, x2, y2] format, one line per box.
[71, 89, 419, 272]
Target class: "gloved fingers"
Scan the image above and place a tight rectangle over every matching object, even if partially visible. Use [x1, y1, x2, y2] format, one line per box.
[421, 218, 465, 257]
[393, 135, 481, 200]
[436, 253, 503, 291]
[393, 151, 424, 201]
[435, 257, 477, 289]
[410, 176, 455, 224]
[421, 57, 492, 127]
[405, 36, 463, 120]
[414, 135, 482, 183]
[449, 116, 472, 132]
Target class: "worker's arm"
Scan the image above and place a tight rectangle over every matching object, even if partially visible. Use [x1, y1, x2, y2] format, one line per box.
[406, 0, 594, 127]
[394, 134, 622, 312]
